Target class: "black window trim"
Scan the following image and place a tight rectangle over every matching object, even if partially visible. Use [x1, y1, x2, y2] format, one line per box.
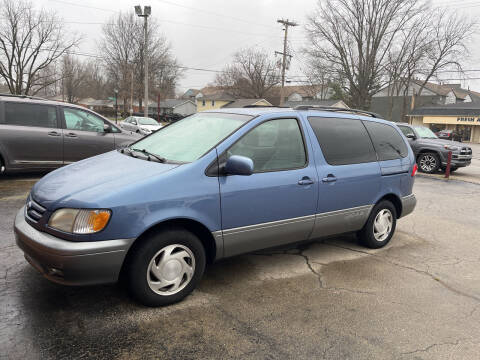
[308, 115, 378, 166]
[2, 100, 61, 129]
[206, 116, 309, 177]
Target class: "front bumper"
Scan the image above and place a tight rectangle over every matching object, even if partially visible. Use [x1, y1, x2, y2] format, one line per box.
[439, 153, 472, 168]
[400, 194, 416, 218]
[14, 207, 135, 286]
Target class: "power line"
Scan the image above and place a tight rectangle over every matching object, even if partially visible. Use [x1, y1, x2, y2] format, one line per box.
[153, 0, 278, 29]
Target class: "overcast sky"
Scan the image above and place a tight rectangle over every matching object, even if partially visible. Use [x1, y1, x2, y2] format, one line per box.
[37, 0, 480, 95]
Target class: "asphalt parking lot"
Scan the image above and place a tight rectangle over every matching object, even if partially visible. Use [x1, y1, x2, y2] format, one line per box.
[1, 161, 480, 359]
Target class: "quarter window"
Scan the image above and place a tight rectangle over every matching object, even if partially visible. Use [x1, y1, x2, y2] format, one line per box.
[227, 118, 306, 172]
[308, 117, 376, 165]
[3, 102, 57, 128]
[363, 121, 408, 160]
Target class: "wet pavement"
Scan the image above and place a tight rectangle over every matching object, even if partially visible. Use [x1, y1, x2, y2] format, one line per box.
[1, 173, 480, 359]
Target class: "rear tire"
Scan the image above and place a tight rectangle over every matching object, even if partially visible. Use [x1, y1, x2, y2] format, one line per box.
[358, 200, 397, 249]
[125, 227, 206, 307]
[417, 152, 440, 174]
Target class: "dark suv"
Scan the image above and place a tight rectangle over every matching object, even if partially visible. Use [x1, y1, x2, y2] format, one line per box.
[0, 94, 140, 174]
[397, 123, 472, 173]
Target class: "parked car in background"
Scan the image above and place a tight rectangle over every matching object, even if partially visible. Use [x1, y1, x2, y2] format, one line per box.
[436, 129, 462, 142]
[397, 123, 472, 173]
[120, 116, 162, 135]
[0, 94, 140, 174]
[14, 106, 417, 306]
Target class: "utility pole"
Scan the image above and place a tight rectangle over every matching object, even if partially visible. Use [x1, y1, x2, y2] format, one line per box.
[276, 19, 297, 106]
[135, 5, 151, 118]
[130, 65, 134, 116]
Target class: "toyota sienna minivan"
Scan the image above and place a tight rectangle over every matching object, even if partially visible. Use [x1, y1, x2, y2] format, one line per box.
[14, 106, 417, 306]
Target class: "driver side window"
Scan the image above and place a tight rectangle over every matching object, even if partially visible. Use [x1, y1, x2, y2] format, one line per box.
[228, 118, 306, 172]
[64, 108, 105, 133]
[398, 126, 415, 138]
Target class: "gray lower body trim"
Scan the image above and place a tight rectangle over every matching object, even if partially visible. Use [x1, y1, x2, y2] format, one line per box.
[400, 194, 416, 218]
[222, 215, 315, 258]
[310, 205, 373, 239]
[212, 230, 224, 260]
[14, 207, 134, 286]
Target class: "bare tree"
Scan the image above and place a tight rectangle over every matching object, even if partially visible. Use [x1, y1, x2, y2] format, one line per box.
[215, 48, 280, 98]
[415, 9, 476, 97]
[61, 54, 87, 103]
[99, 12, 182, 112]
[305, 0, 420, 109]
[0, 0, 79, 95]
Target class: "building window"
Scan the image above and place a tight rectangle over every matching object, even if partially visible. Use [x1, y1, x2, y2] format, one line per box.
[202, 100, 205, 106]
[212, 100, 215, 106]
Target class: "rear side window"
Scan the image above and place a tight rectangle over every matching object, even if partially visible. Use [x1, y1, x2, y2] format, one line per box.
[2, 102, 57, 128]
[308, 117, 376, 165]
[363, 121, 408, 160]
[228, 118, 306, 172]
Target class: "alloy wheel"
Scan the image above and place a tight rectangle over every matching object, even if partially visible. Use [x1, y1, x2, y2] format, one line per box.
[419, 154, 437, 172]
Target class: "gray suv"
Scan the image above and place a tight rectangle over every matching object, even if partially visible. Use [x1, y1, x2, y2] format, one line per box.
[0, 95, 140, 174]
[397, 123, 472, 173]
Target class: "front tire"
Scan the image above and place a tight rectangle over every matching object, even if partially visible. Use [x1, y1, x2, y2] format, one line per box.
[125, 227, 206, 307]
[358, 201, 397, 249]
[418, 152, 440, 173]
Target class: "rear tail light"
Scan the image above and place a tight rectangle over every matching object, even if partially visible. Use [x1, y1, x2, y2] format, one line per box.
[411, 163, 418, 177]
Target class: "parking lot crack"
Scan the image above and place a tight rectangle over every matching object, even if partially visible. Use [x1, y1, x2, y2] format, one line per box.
[323, 242, 480, 304]
[400, 339, 463, 355]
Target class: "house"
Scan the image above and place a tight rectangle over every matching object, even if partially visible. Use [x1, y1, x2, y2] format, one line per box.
[266, 84, 333, 105]
[284, 99, 348, 109]
[181, 89, 200, 101]
[195, 87, 237, 111]
[221, 99, 272, 108]
[371, 80, 480, 122]
[150, 99, 196, 116]
[408, 102, 480, 143]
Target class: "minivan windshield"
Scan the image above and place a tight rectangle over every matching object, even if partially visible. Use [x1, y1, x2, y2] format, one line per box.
[414, 126, 438, 139]
[138, 117, 159, 125]
[130, 112, 252, 162]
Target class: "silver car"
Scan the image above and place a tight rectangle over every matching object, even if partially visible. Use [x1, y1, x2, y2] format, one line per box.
[0, 94, 140, 174]
[120, 116, 162, 135]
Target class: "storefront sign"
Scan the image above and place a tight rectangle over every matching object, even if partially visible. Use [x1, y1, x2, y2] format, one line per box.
[457, 117, 480, 123]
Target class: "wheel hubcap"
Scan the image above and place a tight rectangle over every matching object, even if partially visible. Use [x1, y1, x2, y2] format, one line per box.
[147, 244, 195, 296]
[420, 155, 436, 172]
[373, 209, 393, 242]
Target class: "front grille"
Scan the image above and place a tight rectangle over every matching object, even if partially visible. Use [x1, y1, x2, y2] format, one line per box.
[25, 196, 47, 223]
[460, 147, 472, 156]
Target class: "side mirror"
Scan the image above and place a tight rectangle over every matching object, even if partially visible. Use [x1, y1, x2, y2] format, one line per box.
[225, 155, 254, 176]
[103, 123, 112, 133]
[406, 133, 416, 140]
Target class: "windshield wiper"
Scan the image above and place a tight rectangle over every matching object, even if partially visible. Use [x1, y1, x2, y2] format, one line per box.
[130, 148, 167, 163]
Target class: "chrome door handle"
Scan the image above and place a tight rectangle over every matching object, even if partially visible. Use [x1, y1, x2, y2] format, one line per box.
[47, 131, 61, 137]
[298, 176, 314, 185]
[322, 174, 337, 183]
[65, 132, 78, 138]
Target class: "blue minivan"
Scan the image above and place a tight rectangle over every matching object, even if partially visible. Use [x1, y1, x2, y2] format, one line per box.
[14, 106, 417, 306]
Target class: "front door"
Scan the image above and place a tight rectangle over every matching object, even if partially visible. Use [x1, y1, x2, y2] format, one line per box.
[219, 118, 318, 257]
[62, 107, 116, 163]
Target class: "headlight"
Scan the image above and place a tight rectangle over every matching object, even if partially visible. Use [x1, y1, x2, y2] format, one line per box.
[48, 208, 111, 234]
[444, 145, 458, 151]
